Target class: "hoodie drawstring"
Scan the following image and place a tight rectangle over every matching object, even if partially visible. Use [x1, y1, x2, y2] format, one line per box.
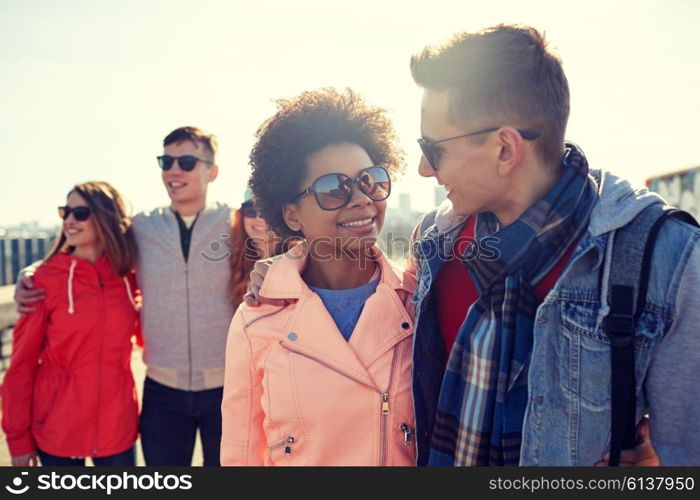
[123, 277, 137, 311]
[67, 260, 77, 314]
[67, 260, 136, 313]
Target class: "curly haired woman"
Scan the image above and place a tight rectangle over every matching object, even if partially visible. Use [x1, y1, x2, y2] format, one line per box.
[220, 88, 417, 466]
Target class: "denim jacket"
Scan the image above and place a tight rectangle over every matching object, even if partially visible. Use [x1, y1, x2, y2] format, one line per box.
[410, 169, 700, 466]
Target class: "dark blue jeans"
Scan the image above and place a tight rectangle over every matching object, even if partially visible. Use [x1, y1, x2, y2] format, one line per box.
[139, 377, 223, 466]
[37, 446, 136, 466]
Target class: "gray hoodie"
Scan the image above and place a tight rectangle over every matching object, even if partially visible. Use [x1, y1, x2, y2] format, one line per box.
[132, 203, 233, 391]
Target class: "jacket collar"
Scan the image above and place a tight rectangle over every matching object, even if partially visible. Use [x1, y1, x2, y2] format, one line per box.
[53, 249, 113, 273]
[433, 198, 469, 235]
[259, 241, 412, 300]
[265, 242, 414, 390]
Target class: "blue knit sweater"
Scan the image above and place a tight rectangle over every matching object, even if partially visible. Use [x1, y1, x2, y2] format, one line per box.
[309, 273, 380, 341]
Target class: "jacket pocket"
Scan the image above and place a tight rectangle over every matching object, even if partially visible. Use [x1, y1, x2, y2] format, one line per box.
[399, 423, 417, 465]
[560, 299, 668, 410]
[34, 370, 65, 427]
[267, 436, 295, 457]
[560, 300, 611, 409]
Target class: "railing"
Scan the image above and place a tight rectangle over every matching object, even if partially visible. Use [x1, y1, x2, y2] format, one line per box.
[1, 325, 11, 376]
[0, 233, 56, 286]
[0, 233, 55, 375]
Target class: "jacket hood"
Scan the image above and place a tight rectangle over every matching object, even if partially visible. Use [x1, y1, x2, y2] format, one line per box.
[586, 169, 666, 237]
[431, 168, 666, 238]
[259, 242, 414, 301]
[44, 250, 112, 272]
[42, 251, 136, 315]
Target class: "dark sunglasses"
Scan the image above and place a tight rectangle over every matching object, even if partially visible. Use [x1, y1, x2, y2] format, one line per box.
[156, 154, 214, 172]
[58, 205, 91, 221]
[240, 203, 261, 219]
[293, 166, 391, 211]
[417, 126, 540, 171]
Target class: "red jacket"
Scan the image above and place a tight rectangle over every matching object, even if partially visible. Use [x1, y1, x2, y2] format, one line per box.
[2, 251, 140, 458]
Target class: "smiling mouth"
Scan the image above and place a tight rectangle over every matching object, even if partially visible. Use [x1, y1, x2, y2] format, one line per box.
[338, 217, 375, 228]
[65, 228, 82, 235]
[167, 181, 187, 188]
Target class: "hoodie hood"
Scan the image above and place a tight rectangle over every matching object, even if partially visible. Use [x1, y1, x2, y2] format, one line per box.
[586, 169, 666, 237]
[43, 251, 136, 314]
[430, 168, 667, 239]
[43, 250, 113, 273]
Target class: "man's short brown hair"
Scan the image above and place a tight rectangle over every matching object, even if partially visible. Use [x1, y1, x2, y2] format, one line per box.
[163, 126, 218, 160]
[410, 25, 569, 165]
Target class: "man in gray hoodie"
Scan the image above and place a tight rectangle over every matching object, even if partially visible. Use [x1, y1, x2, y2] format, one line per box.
[16, 126, 234, 465]
[133, 126, 233, 466]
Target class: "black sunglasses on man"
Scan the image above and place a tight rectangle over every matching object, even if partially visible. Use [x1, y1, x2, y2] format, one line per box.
[418, 126, 540, 171]
[157, 155, 214, 172]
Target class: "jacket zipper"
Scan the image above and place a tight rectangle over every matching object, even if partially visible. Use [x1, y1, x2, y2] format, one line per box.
[93, 273, 105, 456]
[279, 341, 398, 465]
[379, 348, 397, 466]
[185, 263, 192, 390]
[268, 436, 295, 456]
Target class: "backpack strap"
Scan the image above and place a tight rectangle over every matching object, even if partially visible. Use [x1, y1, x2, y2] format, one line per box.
[418, 208, 439, 238]
[605, 204, 698, 466]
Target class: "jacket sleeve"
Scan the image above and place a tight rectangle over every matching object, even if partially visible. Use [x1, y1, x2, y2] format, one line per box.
[1, 288, 49, 456]
[220, 309, 266, 465]
[645, 230, 700, 465]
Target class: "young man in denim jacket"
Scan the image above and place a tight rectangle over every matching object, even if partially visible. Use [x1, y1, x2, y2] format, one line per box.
[409, 25, 700, 466]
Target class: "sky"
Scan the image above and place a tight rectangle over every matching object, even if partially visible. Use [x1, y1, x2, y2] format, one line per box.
[1, 0, 699, 228]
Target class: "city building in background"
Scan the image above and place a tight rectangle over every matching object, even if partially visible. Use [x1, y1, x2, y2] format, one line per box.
[0, 224, 58, 286]
[380, 189, 447, 263]
[647, 166, 700, 219]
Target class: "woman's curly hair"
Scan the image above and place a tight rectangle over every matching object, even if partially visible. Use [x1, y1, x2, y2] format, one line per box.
[249, 88, 405, 240]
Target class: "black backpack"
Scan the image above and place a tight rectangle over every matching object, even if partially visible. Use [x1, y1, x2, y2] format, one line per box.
[603, 204, 698, 466]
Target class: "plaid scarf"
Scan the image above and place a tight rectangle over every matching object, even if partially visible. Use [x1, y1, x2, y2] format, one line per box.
[428, 144, 597, 466]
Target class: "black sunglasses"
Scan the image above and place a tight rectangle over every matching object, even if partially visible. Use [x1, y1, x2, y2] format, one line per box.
[240, 202, 261, 219]
[417, 126, 540, 171]
[58, 205, 91, 221]
[293, 166, 391, 211]
[157, 154, 214, 172]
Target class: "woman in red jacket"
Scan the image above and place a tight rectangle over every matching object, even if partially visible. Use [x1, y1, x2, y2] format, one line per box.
[2, 181, 140, 466]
